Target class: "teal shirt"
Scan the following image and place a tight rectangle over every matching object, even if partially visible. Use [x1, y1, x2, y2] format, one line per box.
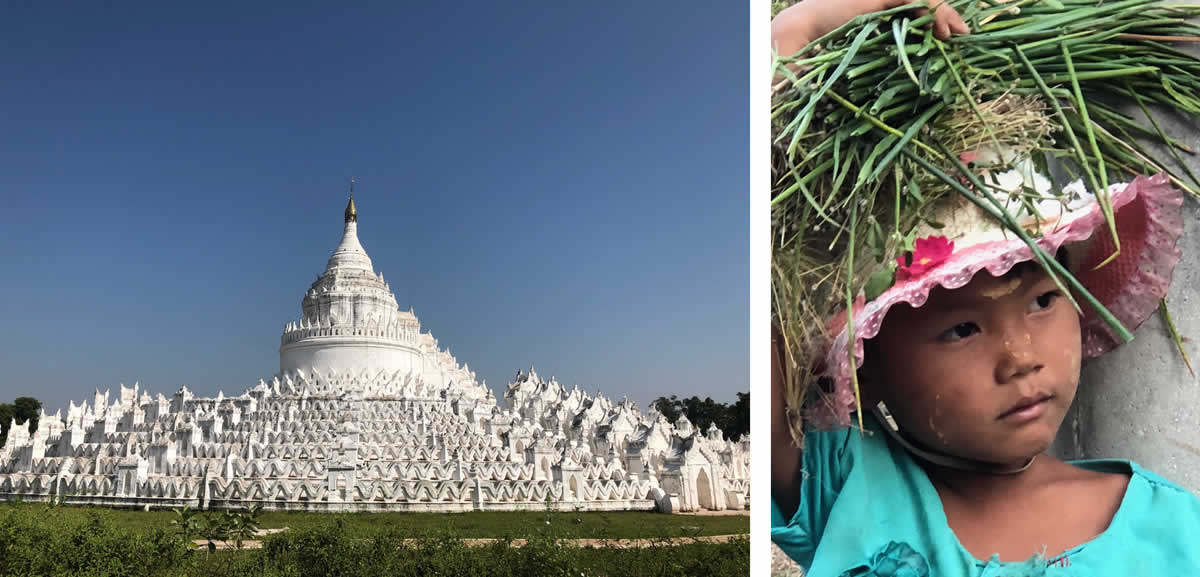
[771, 414, 1200, 575]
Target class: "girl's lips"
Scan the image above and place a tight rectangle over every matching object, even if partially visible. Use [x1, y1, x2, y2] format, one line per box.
[998, 394, 1053, 422]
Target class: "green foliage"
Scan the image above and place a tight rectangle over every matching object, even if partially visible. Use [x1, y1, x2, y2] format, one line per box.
[0, 503, 747, 540]
[200, 510, 231, 554]
[242, 526, 748, 577]
[0, 396, 43, 446]
[652, 396, 682, 423]
[732, 391, 750, 438]
[0, 503, 748, 577]
[0, 404, 13, 447]
[170, 506, 202, 544]
[13, 397, 41, 433]
[0, 505, 191, 577]
[652, 393, 750, 439]
[225, 504, 263, 550]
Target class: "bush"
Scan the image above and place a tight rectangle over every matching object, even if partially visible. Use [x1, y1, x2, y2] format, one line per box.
[0, 506, 192, 577]
[235, 528, 748, 577]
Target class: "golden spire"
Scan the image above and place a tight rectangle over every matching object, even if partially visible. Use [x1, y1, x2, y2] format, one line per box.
[344, 177, 357, 223]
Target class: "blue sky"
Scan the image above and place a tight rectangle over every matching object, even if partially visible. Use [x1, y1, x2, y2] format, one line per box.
[0, 2, 749, 416]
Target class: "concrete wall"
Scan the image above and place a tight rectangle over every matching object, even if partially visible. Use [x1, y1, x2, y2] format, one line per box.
[1052, 110, 1200, 494]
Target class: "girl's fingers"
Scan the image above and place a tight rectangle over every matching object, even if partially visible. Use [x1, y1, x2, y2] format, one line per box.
[894, 1, 968, 40]
[949, 9, 970, 35]
[934, 17, 950, 40]
[940, 1, 970, 36]
[931, 1, 969, 39]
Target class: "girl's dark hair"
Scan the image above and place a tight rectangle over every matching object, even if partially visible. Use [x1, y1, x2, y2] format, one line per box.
[1002, 247, 1070, 280]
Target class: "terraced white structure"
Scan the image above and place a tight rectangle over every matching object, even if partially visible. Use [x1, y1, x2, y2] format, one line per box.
[0, 196, 749, 513]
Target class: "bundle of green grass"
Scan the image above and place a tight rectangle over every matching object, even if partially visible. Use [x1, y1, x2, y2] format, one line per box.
[771, 0, 1200, 442]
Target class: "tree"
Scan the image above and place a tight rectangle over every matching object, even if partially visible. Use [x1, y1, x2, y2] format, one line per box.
[171, 506, 203, 545]
[0, 404, 14, 447]
[227, 504, 263, 550]
[199, 514, 229, 555]
[13, 397, 41, 434]
[682, 397, 707, 430]
[681, 396, 730, 434]
[731, 392, 750, 439]
[0, 397, 43, 447]
[652, 395, 682, 422]
[652, 392, 749, 439]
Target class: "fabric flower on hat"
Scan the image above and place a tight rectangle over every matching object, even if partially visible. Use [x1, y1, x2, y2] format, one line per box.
[896, 236, 954, 281]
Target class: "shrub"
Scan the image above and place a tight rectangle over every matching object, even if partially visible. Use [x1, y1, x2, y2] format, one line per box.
[0, 506, 193, 577]
[241, 527, 748, 577]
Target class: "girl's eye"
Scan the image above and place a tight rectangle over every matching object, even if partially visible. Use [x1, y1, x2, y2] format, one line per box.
[938, 322, 980, 342]
[1029, 291, 1060, 312]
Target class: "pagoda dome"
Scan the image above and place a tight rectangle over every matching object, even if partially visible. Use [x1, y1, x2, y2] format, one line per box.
[325, 194, 373, 273]
[279, 190, 421, 379]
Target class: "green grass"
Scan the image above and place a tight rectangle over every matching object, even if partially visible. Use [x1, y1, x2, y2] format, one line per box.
[0, 504, 749, 576]
[0, 503, 747, 539]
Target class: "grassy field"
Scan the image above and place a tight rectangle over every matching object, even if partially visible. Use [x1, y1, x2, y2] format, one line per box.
[0, 502, 748, 539]
[0, 504, 750, 576]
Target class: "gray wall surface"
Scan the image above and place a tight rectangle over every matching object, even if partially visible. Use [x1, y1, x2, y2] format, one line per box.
[1053, 159, 1200, 495]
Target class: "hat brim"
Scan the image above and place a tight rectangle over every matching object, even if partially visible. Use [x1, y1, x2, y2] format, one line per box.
[811, 174, 1184, 429]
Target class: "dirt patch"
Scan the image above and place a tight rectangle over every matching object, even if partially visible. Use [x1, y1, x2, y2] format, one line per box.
[772, 542, 804, 576]
[193, 533, 749, 551]
[674, 509, 750, 516]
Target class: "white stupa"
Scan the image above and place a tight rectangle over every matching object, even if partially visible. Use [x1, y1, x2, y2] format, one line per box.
[0, 189, 749, 513]
[278, 193, 485, 399]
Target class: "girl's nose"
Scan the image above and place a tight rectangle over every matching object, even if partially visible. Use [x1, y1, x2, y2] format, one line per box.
[994, 328, 1043, 384]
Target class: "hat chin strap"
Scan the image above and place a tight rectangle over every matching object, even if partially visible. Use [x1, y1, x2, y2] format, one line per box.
[871, 402, 1036, 475]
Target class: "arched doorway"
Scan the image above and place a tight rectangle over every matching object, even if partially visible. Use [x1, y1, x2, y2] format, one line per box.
[569, 476, 579, 500]
[696, 468, 713, 510]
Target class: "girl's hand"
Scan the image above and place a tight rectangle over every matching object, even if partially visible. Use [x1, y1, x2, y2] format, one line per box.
[772, 0, 969, 59]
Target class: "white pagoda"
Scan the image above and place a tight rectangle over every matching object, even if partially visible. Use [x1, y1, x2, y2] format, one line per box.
[0, 192, 749, 513]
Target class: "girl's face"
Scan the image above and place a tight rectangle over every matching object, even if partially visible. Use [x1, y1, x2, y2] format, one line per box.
[867, 264, 1082, 468]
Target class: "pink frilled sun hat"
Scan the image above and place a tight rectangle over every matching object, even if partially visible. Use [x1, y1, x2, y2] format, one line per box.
[810, 169, 1185, 429]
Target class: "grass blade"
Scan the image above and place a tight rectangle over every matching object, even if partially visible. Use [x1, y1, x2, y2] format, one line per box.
[787, 22, 880, 157]
[1160, 299, 1195, 377]
[867, 101, 946, 183]
[894, 18, 922, 90]
[1062, 42, 1120, 268]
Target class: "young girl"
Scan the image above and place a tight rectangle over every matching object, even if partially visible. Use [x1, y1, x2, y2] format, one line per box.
[771, 1, 1200, 574]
